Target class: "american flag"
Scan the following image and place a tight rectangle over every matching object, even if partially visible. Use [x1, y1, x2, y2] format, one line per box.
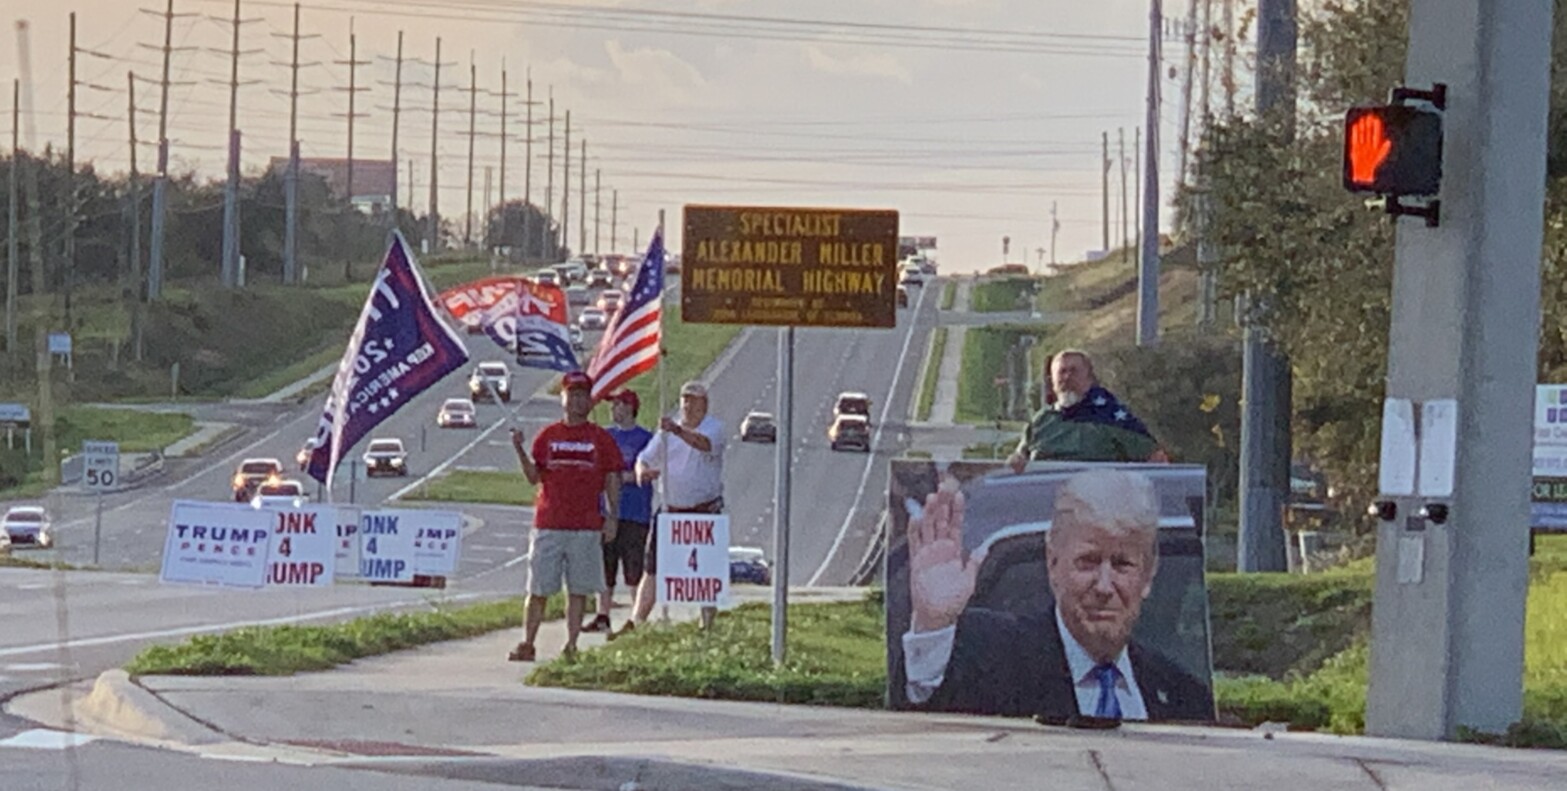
[587, 229, 665, 401]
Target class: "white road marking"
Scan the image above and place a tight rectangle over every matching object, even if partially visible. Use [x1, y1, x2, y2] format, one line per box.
[807, 280, 929, 585]
[0, 730, 98, 750]
[3, 662, 66, 672]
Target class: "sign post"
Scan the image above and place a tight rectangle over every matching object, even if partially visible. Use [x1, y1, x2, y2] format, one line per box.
[681, 204, 899, 666]
[82, 440, 120, 566]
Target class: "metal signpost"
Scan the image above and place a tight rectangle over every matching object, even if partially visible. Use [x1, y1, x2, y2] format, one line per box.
[82, 440, 119, 565]
[681, 204, 899, 665]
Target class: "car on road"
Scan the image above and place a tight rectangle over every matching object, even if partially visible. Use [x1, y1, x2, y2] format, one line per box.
[828, 414, 872, 452]
[2, 506, 53, 549]
[566, 285, 592, 307]
[569, 324, 586, 351]
[296, 437, 321, 469]
[560, 258, 589, 282]
[469, 361, 513, 402]
[597, 289, 624, 313]
[252, 479, 308, 508]
[233, 458, 284, 502]
[362, 438, 409, 477]
[833, 392, 872, 421]
[535, 269, 560, 287]
[587, 269, 613, 289]
[740, 412, 778, 443]
[897, 284, 909, 308]
[578, 307, 608, 331]
[438, 398, 477, 428]
[900, 265, 924, 287]
[729, 546, 772, 585]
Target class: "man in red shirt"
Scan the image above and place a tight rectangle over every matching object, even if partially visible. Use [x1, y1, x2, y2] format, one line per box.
[507, 370, 623, 662]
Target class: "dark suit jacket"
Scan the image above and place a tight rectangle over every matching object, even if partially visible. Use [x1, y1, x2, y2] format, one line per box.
[922, 607, 1214, 722]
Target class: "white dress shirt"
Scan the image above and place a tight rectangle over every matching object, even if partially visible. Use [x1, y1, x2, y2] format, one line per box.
[637, 414, 726, 509]
[902, 607, 1148, 720]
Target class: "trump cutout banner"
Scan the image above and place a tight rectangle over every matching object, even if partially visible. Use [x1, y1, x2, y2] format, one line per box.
[437, 276, 579, 372]
[306, 233, 469, 484]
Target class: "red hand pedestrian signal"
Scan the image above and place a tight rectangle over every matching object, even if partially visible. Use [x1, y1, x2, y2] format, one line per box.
[1348, 113, 1393, 186]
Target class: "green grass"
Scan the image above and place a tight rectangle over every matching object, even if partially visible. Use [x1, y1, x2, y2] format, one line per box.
[407, 469, 537, 507]
[232, 346, 342, 400]
[969, 277, 1037, 313]
[954, 325, 1053, 424]
[914, 327, 948, 422]
[940, 281, 957, 311]
[528, 598, 887, 707]
[54, 406, 196, 454]
[570, 305, 744, 429]
[125, 596, 563, 676]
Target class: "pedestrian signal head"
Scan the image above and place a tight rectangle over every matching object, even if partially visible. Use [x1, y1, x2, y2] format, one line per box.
[1342, 105, 1443, 196]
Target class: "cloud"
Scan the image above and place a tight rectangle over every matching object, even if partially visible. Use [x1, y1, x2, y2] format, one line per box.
[603, 41, 709, 106]
[801, 44, 912, 83]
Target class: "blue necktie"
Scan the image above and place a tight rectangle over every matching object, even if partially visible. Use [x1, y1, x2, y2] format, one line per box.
[1093, 662, 1122, 719]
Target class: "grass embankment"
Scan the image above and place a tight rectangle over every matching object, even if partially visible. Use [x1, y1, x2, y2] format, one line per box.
[914, 327, 948, 422]
[1, 406, 197, 497]
[939, 281, 957, 311]
[968, 277, 1037, 313]
[953, 325, 1054, 424]
[411, 470, 537, 507]
[125, 596, 563, 676]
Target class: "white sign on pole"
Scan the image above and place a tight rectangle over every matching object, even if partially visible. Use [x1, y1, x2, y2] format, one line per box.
[334, 506, 362, 579]
[1532, 385, 1567, 529]
[160, 501, 273, 588]
[356, 509, 419, 582]
[82, 440, 120, 491]
[257, 504, 338, 587]
[655, 513, 731, 607]
[411, 510, 463, 575]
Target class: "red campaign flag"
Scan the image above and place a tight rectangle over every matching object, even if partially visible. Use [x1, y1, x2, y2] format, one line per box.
[587, 229, 665, 401]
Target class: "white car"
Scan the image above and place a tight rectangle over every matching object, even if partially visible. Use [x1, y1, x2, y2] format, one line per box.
[252, 479, 309, 509]
[438, 398, 477, 428]
[596, 289, 624, 313]
[579, 307, 608, 330]
[1, 506, 53, 549]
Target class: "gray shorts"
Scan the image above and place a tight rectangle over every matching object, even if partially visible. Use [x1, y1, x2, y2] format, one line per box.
[526, 528, 606, 597]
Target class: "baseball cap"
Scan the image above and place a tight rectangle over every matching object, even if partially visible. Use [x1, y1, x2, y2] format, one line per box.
[680, 381, 708, 398]
[612, 390, 641, 412]
[562, 371, 593, 391]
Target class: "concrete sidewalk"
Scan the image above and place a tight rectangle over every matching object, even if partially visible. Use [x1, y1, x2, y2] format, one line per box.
[926, 280, 971, 427]
[11, 592, 1567, 790]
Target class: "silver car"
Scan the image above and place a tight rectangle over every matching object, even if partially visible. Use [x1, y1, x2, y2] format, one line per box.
[1, 506, 53, 549]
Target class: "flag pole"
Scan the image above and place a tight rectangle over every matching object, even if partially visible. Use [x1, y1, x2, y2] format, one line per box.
[656, 210, 670, 623]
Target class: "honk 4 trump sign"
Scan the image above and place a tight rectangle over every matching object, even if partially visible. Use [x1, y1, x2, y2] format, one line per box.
[654, 513, 731, 607]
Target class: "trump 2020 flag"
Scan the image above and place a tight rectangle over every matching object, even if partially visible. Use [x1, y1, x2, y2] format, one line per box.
[435, 276, 579, 372]
[305, 233, 469, 485]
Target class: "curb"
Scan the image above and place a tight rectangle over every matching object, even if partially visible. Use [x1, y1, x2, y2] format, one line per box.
[72, 670, 226, 746]
[343, 755, 895, 791]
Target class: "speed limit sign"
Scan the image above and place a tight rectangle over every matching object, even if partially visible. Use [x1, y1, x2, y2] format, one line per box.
[82, 440, 120, 491]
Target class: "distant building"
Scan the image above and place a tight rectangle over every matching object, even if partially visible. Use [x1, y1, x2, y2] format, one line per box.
[267, 157, 396, 213]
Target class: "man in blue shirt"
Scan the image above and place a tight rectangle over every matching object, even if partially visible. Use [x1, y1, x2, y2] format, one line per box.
[584, 389, 655, 633]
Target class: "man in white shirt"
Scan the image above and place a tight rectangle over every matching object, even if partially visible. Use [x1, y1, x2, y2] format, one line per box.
[613, 380, 727, 637]
[900, 468, 1212, 722]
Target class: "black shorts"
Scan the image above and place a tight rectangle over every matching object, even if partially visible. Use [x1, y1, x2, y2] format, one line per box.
[603, 519, 650, 587]
[643, 499, 724, 574]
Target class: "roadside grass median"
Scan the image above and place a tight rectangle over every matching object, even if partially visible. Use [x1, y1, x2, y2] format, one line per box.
[940, 281, 957, 311]
[125, 596, 562, 676]
[407, 469, 536, 507]
[969, 277, 1036, 313]
[914, 327, 948, 422]
[528, 598, 886, 707]
[55, 406, 196, 453]
[954, 324, 1055, 424]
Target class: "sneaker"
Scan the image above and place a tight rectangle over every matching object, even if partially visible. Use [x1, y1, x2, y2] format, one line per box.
[581, 614, 611, 633]
[506, 642, 536, 662]
[607, 621, 636, 642]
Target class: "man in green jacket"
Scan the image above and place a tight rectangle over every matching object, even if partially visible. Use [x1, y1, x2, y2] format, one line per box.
[1007, 349, 1168, 473]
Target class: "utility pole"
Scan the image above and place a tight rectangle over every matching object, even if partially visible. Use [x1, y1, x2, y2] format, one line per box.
[141, 0, 194, 301]
[1134, 126, 1141, 259]
[1178, 0, 1200, 191]
[1197, 0, 1219, 329]
[1222, 0, 1237, 118]
[1367, 0, 1553, 741]
[593, 169, 602, 255]
[16, 22, 55, 482]
[5, 81, 17, 356]
[1101, 131, 1110, 253]
[271, 2, 316, 285]
[335, 20, 369, 280]
[1118, 128, 1128, 260]
[388, 31, 403, 216]
[522, 72, 536, 262]
[1138, 3, 1163, 348]
[543, 89, 555, 260]
[578, 138, 587, 256]
[128, 71, 144, 359]
[65, 13, 76, 322]
[426, 37, 443, 252]
[1237, 0, 1294, 572]
[611, 188, 618, 253]
[496, 62, 511, 257]
[213, 0, 258, 289]
[463, 54, 477, 248]
[483, 165, 493, 251]
[561, 109, 571, 258]
[1050, 201, 1059, 267]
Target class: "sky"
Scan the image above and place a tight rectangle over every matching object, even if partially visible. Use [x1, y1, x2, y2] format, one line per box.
[2, 0, 1251, 273]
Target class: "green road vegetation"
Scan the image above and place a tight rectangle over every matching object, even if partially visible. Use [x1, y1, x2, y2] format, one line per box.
[914, 327, 947, 422]
[939, 281, 957, 311]
[406, 469, 536, 507]
[954, 324, 1051, 425]
[125, 596, 562, 676]
[0, 406, 196, 496]
[968, 277, 1037, 313]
